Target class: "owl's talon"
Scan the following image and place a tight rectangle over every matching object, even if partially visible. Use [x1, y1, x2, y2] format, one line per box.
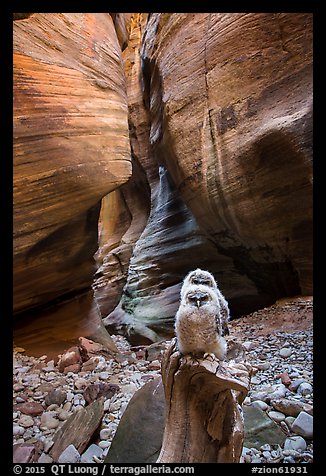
[203, 352, 216, 361]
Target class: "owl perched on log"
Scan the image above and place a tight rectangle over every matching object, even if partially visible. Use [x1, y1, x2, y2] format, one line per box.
[175, 269, 230, 360]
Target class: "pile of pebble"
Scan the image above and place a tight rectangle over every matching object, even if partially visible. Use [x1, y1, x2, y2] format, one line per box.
[13, 323, 313, 463]
[233, 324, 313, 463]
[13, 335, 163, 463]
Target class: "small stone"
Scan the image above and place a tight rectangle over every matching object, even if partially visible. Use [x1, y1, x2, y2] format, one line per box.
[43, 439, 54, 452]
[66, 392, 74, 401]
[13, 443, 37, 463]
[58, 410, 71, 421]
[120, 382, 138, 394]
[80, 444, 103, 463]
[58, 444, 80, 463]
[297, 382, 313, 396]
[99, 440, 111, 449]
[84, 383, 120, 405]
[16, 396, 27, 403]
[289, 378, 306, 392]
[19, 415, 34, 428]
[270, 398, 305, 417]
[283, 456, 295, 463]
[291, 411, 313, 439]
[40, 412, 60, 430]
[279, 348, 293, 358]
[13, 425, 25, 436]
[100, 427, 113, 440]
[63, 363, 81, 374]
[285, 416, 296, 429]
[38, 453, 53, 463]
[251, 400, 268, 411]
[242, 341, 255, 351]
[46, 404, 59, 412]
[14, 402, 44, 417]
[284, 436, 307, 452]
[275, 371, 292, 386]
[268, 411, 286, 423]
[62, 402, 72, 412]
[303, 403, 313, 415]
[148, 360, 161, 370]
[260, 444, 271, 451]
[82, 357, 99, 372]
[256, 362, 270, 370]
[109, 401, 121, 412]
[262, 451, 271, 459]
[45, 389, 67, 407]
[58, 347, 81, 373]
[99, 372, 110, 380]
[74, 378, 87, 390]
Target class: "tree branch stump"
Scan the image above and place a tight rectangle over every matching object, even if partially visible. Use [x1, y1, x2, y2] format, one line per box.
[157, 338, 252, 463]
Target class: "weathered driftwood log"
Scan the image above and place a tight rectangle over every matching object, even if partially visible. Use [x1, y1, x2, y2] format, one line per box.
[157, 338, 252, 463]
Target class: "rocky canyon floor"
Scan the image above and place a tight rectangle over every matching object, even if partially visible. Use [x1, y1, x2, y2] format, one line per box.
[13, 296, 313, 464]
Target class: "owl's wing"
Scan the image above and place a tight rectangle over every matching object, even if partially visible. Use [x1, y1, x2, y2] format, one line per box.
[217, 291, 230, 336]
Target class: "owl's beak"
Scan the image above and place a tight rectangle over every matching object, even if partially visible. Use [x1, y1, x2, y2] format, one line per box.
[196, 300, 201, 308]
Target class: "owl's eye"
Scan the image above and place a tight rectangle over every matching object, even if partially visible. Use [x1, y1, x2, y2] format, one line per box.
[192, 277, 212, 286]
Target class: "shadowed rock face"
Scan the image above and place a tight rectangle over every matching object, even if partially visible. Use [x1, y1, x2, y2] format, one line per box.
[96, 13, 312, 341]
[13, 13, 131, 314]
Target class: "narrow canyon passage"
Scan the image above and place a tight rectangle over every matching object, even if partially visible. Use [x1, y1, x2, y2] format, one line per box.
[13, 13, 313, 465]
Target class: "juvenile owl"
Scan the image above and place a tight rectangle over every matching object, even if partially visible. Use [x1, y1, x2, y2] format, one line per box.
[180, 268, 230, 337]
[175, 282, 227, 360]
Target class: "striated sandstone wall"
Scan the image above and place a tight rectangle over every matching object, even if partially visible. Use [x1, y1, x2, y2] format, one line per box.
[13, 13, 131, 315]
[14, 13, 312, 345]
[97, 13, 313, 341]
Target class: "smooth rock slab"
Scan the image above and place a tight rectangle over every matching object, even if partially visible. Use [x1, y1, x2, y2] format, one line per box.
[243, 405, 287, 450]
[50, 397, 104, 461]
[105, 377, 165, 463]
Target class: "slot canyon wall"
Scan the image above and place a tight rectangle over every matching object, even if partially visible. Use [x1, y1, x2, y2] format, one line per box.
[95, 13, 313, 341]
[13, 13, 131, 349]
[13, 13, 313, 346]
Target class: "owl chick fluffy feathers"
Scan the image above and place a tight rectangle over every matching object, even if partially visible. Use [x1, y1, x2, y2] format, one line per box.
[175, 269, 230, 360]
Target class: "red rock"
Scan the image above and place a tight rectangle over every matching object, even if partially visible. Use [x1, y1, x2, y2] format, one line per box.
[148, 361, 161, 371]
[276, 371, 292, 387]
[78, 337, 106, 362]
[14, 402, 44, 416]
[84, 383, 120, 405]
[13, 444, 36, 463]
[13, 13, 131, 315]
[58, 346, 81, 373]
[81, 357, 99, 372]
[45, 389, 67, 406]
[13, 441, 43, 463]
[63, 363, 81, 374]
